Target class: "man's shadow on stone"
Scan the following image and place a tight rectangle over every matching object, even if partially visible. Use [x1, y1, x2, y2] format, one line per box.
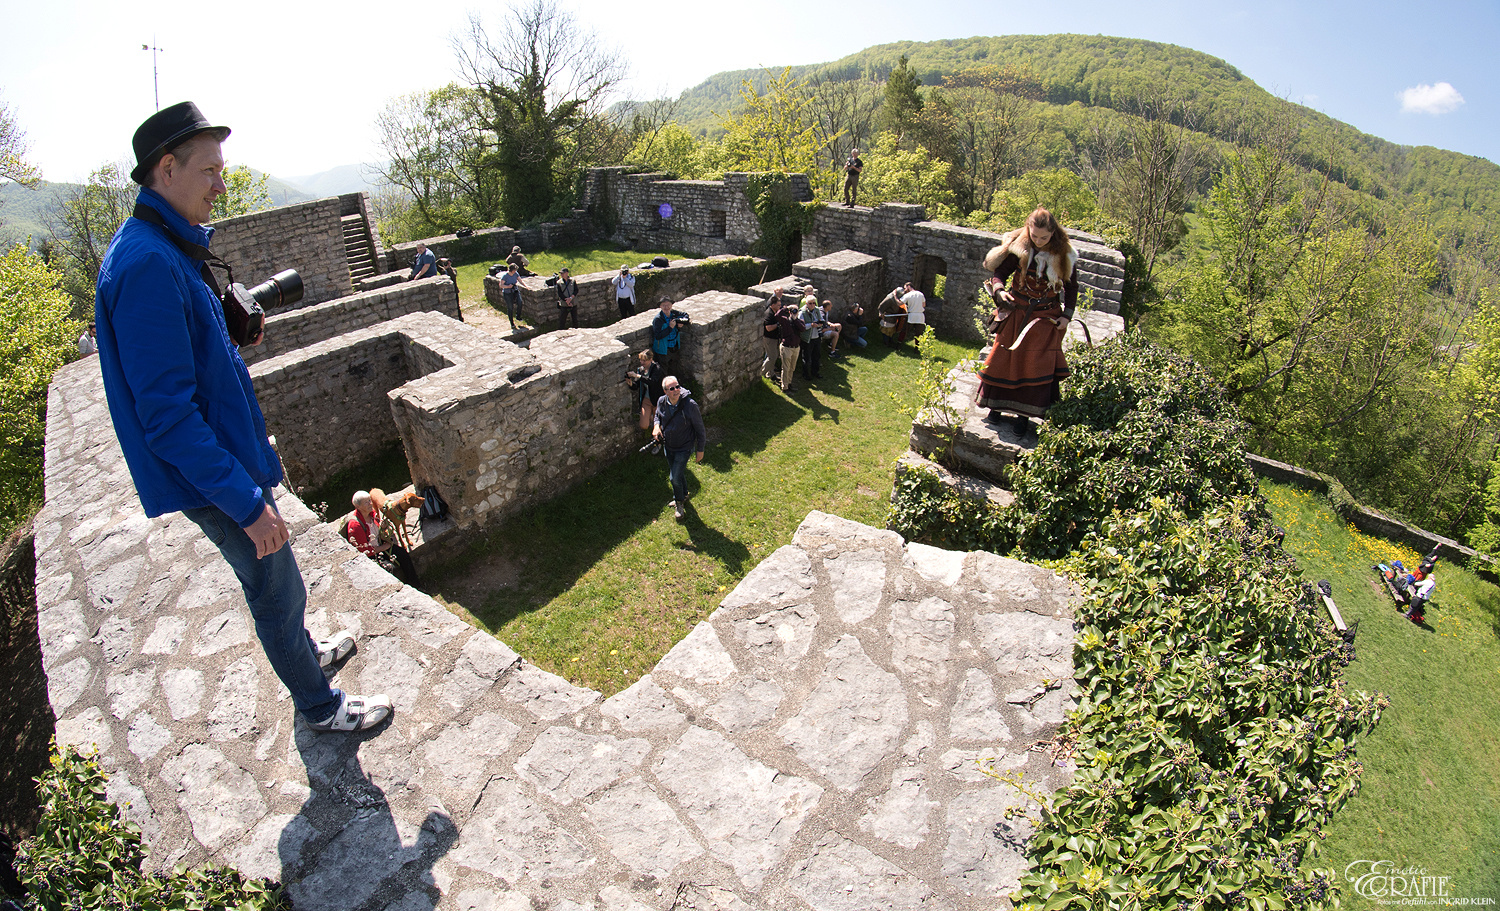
[280, 720, 455, 910]
[675, 499, 753, 575]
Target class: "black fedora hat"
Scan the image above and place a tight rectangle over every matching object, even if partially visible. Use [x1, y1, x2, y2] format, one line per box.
[130, 101, 231, 185]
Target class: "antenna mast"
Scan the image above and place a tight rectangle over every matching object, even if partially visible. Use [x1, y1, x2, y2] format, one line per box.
[141, 39, 164, 110]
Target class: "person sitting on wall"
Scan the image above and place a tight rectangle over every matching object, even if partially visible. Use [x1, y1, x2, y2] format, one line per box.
[626, 349, 666, 430]
[499, 263, 522, 330]
[651, 297, 689, 376]
[838, 298, 869, 349]
[507, 245, 534, 276]
[877, 286, 908, 346]
[410, 242, 436, 280]
[819, 299, 845, 358]
[555, 267, 579, 330]
[611, 265, 637, 321]
[347, 490, 419, 586]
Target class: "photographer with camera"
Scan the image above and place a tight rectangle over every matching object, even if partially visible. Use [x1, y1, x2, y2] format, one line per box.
[625, 349, 665, 430]
[555, 267, 579, 330]
[650, 297, 690, 376]
[652, 376, 706, 520]
[95, 102, 390, 734]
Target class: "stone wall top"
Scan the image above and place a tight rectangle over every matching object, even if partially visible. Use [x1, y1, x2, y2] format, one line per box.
[38, 354, 1080, 907]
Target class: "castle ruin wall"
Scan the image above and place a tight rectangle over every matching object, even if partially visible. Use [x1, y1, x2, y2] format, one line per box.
[208, 196, 354, 307]
[240, 276, 460, 367]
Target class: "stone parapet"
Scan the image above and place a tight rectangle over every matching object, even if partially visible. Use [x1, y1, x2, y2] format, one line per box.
[240, 277, 460, 367]
[792, 249, 886, 312]
[36, 358, 1079, 908]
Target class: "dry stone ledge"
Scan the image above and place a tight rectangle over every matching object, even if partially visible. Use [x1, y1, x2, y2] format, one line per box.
[41, 355, 1080, 911]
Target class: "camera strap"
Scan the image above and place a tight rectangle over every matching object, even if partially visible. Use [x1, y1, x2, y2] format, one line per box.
[131, 203, 235, 299]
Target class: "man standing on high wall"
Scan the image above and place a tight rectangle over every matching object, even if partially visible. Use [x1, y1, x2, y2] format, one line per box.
[95, 102, 391, 734]
[843, 147, 864, 207]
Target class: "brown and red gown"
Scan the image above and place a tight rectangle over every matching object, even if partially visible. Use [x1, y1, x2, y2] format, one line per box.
[977, 231, 1079, 417]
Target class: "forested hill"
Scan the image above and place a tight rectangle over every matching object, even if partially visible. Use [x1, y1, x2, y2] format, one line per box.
[669, 34, 1500, 226]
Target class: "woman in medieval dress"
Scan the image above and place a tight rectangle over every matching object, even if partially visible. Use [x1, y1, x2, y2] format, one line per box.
[976, 207, 1078, 436]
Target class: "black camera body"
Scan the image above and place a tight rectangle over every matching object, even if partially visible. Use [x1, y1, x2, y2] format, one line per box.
[223, 269, 302, 347]
[640, 439, 663, 455]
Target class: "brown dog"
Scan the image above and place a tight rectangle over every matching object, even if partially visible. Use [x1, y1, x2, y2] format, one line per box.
[370, 488, 425, 550]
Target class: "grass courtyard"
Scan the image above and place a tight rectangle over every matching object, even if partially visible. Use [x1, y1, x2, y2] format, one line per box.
[1261, 482, 1500, 906]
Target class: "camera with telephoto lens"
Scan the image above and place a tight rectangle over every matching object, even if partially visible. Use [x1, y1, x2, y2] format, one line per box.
[222, 269, 302, 347]
[640, 439, 663, 455]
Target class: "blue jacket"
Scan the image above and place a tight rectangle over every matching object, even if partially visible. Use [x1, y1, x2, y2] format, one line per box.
[651, 309, 686, 355]
[95, 188, 281, 528]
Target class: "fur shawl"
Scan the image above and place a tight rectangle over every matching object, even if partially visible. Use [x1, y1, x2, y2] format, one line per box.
[982, 228, 1077, 291]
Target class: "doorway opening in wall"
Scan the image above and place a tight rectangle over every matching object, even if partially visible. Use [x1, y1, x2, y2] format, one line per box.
[789, 230, 803, 266]
[709, 210, 727, 238]
[911, 254, 948, 316]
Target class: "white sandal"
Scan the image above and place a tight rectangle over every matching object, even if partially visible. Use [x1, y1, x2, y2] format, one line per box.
[305, 693, 392, 732]
[315, 629, 356, 669]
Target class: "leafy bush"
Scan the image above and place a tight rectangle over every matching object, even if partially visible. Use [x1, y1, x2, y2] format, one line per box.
[1003, 330, 1260, 557]
[0, 246, 83, 536]
[1016, 500, 1384, 910]
[13, 744, 286, 910]
[887, 330, 1383, 909]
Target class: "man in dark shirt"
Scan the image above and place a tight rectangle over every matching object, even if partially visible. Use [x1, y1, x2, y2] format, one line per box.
[555, 267, 578, 329]
[843, 148, 864, 207]
[652, 376, 707, 520]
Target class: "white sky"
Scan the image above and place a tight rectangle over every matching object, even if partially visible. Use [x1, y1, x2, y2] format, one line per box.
[3, 0, 1496, 184]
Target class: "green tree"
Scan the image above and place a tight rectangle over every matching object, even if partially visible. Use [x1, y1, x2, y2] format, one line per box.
[917, 65, 1043, 211]
[717, 67, 829, 190]
[375, 84, 500, 236]
[878, 55, 924, 146]
[49, 162, 135, 313]
[454, 0, 626, 224]
[969, 167, 1102, 233]
[855, 133, 954, 216]
[0, 245, 82, 532]
[624, 122, 710, 179]
[211, 165, 272, 220]
[0, 97, 41, 188]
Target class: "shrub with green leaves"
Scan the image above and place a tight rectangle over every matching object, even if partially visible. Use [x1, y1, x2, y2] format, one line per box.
[1002, 329, 1261, 558]
[1015, 500, 1384, 910]
[887, 330, 1384, 909]
[14, 743, 286, 910]
[0, 246, 83, 535]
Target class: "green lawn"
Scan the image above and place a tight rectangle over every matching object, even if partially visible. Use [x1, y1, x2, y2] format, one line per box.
[450, 245, 695, 325]
[426, 335, 972, 695]
[1262, 481, 1500, 906]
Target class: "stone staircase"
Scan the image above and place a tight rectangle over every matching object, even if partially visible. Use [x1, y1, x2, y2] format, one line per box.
[342, 213, 378, 283]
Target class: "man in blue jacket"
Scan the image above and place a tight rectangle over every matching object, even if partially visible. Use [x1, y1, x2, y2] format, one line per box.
[96, 102, 390, 733]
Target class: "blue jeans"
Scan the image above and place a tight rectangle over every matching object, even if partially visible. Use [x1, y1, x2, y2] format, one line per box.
[182, 489, 341, 724]
[852, 326, 869, 348]
[666, 447, 692, 503]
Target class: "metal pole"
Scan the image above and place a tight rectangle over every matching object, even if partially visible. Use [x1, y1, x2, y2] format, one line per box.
[141, 38, 164, 110]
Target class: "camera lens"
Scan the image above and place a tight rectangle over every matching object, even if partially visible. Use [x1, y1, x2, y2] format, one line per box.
[245, 269, 303, 309]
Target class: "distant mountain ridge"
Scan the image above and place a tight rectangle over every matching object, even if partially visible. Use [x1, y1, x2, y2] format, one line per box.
[662, 34, 1500, 225]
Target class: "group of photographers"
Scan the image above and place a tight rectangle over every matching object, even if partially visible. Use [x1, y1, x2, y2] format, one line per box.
[760, 286, 868, 393]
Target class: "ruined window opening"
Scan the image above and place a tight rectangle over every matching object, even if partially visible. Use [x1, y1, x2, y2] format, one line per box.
[709, 210, 727, 238]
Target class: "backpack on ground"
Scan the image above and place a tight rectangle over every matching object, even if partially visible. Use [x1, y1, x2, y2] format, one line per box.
[420, 485, 450, 522]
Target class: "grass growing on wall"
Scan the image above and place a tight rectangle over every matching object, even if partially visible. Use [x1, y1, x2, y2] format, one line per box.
[1263, 481, 1500, 908]
[424, 334, 973, 696]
